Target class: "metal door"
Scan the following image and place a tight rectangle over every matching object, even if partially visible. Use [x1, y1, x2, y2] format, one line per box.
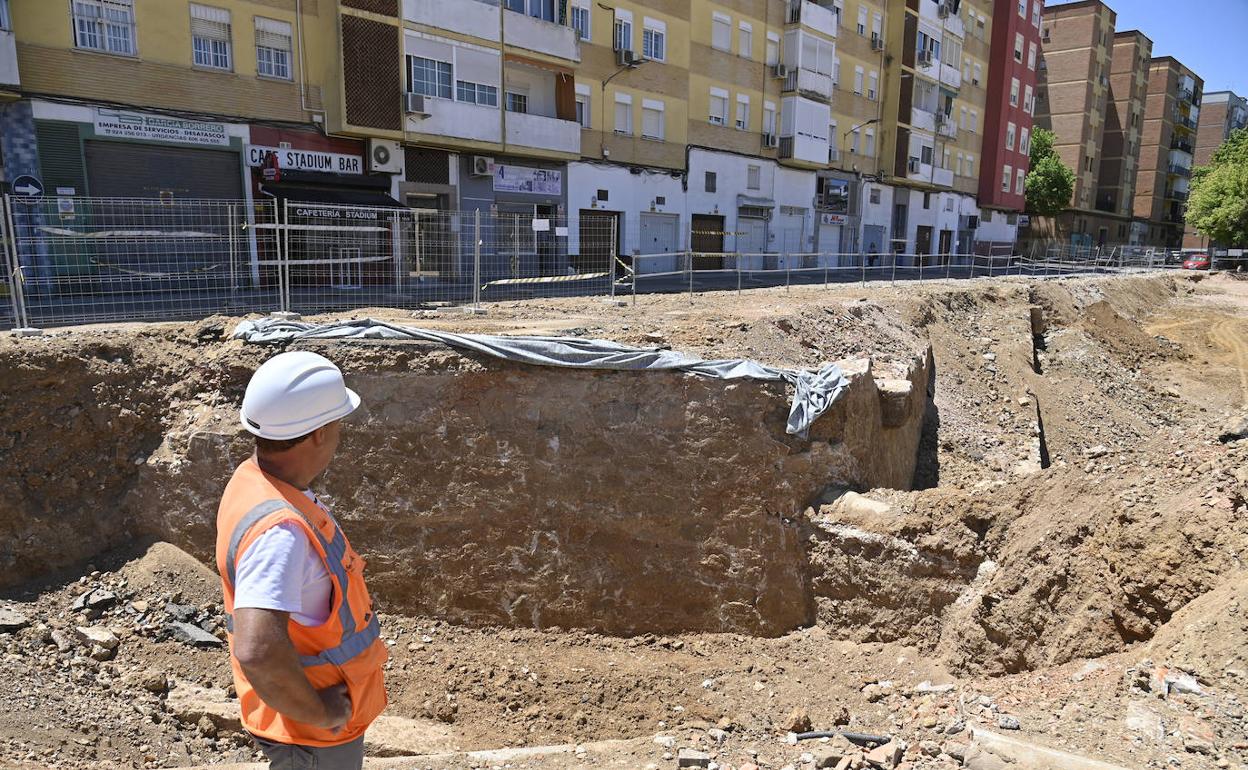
[777, 209, 806, 255]
[691, 214, 724, 270]
[640, 213, 679, 255]
[84, 141, 242, 199]
[818, 222, 842, 265]
[737, 216, 768, 256]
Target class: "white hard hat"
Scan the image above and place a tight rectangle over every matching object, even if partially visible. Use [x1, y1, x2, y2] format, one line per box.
[241, 351, 361, 440]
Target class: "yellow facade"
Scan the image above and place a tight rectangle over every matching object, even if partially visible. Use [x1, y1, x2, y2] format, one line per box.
[14, 0, 330, 123]
[832, 0, 888, 175]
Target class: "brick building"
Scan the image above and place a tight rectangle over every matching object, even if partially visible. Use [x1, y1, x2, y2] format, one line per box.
[1183, 90, 1247, 250]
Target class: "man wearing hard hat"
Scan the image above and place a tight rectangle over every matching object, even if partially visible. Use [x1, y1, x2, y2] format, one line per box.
[215, 351, 387, 769]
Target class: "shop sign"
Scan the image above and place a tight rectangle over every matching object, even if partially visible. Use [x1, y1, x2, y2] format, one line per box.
[820, 213, 848, 225]
[246, 145, 363, 175]
[493, 164, 562, 196]
[94, 108, 229, 146]
[292, 206, 381, 221]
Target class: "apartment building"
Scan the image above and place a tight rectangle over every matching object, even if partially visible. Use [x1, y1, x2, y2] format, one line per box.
[880, 0, 993, 258]
[0, 0, 359, 203]
[1183, 90, 1246, 249]
[1132, 56, 1202, 248]
[977, 0, 1042, 246]
[1092, 29, 1152, 244]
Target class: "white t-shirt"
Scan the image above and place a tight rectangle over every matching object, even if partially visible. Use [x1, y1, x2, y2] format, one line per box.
[233, 491, 334, 627]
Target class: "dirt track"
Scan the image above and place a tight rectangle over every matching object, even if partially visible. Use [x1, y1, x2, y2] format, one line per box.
[3, 272, 1248, 769]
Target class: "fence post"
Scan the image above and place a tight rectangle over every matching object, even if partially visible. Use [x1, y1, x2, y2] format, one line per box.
[919, 253, 924, 283]
[2, 194, 35, 334]
[891, 250, 898, 285]
[609, 216, 619, 304]
[227, 203, 238, 299]
[688, 251, 694, 299]
[737, 252, 743, 294]
[473, 209, 482, 312]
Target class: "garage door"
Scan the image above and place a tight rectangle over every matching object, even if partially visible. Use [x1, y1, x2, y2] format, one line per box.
[737, 217, 768, 256]
[639, 213, 679, 255]
[85, 141, 242, 199]
[818, 222, 842, 265]
[777, 208, 806, 255]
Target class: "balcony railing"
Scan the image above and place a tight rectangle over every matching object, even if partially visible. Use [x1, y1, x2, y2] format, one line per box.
[1167, 163, 1191, 178]
[1165, 189, 1189, 203]
[1170, 139, 1194, 154]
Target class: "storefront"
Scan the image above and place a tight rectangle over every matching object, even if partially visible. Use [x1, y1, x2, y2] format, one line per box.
[458, 155, 569, 279]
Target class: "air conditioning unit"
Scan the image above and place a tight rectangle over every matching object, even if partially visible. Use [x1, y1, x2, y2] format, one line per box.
[369, 139, 403, 174]
[736, 119, 748, 130]
[763, 133, 778, 148]
[471, 155, 495, 177]
[937, 2, 950, 18]
[615, 48, 638, 67]
[917, 49, 934, 67]
[772, 63, 789, 79]
[871, 35, 885, 51]
[908, 157, 921, 173]
[405, 92, 430, 116]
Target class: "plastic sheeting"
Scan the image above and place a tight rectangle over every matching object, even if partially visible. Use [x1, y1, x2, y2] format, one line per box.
[232, 318, 850, 438]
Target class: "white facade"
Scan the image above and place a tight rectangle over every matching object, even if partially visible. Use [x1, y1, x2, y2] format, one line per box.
[404, 0, 500, 41]
[566, 162, 685, 273]
[0, 29, 17, 88]
[975, 208, 1019, 247]
[503, 7, 581, 62]
[897, 188, 978, 257]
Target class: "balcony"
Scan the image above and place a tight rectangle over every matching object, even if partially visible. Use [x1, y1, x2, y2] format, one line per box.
[911, 107, 937, 133]
[506, 111, 580, 156]
[787, 0, 839, 39]
[906, 160, 953, 188]
[406, 97, 502, 144]
[938, 61, 961, 90]
[779, 95, 831, 168]
[932, 166, 954, 187]
[1167, 163, 1191, 178]
[1170, 138, 1194, 154]
[0, 29, 16, 89]
[503, 7, 580, 62]
[1178, 87, 1195, 104]
[935, 114, 957, 139]
[783, 67, 834, 103]
[404, 0, 501, 41]
[1173, 113, 1197, 131]
[1165, 188, 1189, 203]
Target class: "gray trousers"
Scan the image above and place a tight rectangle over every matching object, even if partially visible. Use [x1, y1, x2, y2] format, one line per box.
[252, 734, 365, 770]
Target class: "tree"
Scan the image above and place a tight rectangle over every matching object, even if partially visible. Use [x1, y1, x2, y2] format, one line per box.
[1024, 128, 1075, 217]
[1188, 128, 1248, 245]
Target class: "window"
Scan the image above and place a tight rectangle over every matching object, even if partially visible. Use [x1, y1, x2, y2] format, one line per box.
[747, 165, 761, 190]
[853, 65, 864, 95]
[766, 32, 780, 66]
[833, 56, 840, 85]
[255, 17, 292, 80]
[642, 99, 665, 140]
[1006, 122, 1016, 151]
[705, 172, 717, 193]
[1014, 32, 1024, 63]
[191, 4, 232, 70]
[763, 101, 777, 136]
[922, 192, 931, 210]
[457, 81, 498, 106]
[575, 92, 590, 128]
[865, 128, 875, 158]
[1002, 165, 1012, 192]
[735, 95, 750, 130]
[738, 21, 752, 58]
[1016, 168, 1026, 195]
[956, 152, 964, 176]
[970, 110, 978, 133]
[1024, 84, 1034, 115]
[614, 93, 632, 134]
[921, 145, 934, 165]
[857, 6, 867, 35]
[506, 91, 528, 113]
[0, 0, 8, 31]
[1032, 0, 1041, 27]
[571, 3, 590, 41]
[872, 12, 883, 40]
[709, 89, 728, 125]
[409, 56, 452, 99]
[850, 128, 860, 154]
[643, 19, 666, 61]
[943, 147, 950, 170]
[505, 0, 554, 21]
[870, 187, 881, 204]
[614, 14, 632, 52]
[976, 14, 986, 39]
[973, 62, 982, 86]
[1018, 0, 1026, 17]
[966, 154, 974, 177]
[868, 71, 878, 100]
[963, 59, 971, 82]
[1027, 42, 1036, 70]
[960, 106, 968, 129]
[711, 12, 731, 52]
[72, 0, 136, 55]
[1019, 127, 1030, 155]
[1010, 78, 1020, 107]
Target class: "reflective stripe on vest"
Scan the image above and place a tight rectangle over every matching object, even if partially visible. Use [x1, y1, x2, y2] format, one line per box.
[225, 498, 367, 667]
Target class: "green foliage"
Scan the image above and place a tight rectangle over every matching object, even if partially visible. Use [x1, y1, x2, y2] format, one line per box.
[1189, 128, 1248, 244]
[1024, 128, 1075, 216]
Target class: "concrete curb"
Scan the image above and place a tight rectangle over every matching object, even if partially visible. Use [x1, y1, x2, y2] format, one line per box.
[970, 728, 1139, 770]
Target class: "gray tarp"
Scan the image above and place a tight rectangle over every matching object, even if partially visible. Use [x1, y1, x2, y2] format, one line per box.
[232, 318, 850, 438]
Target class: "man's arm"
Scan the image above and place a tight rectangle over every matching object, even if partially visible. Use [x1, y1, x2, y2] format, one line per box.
[232, 607, 352, 731]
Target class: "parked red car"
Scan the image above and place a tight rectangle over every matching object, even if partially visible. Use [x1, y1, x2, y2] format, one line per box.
[1183, 253, 1211, 270]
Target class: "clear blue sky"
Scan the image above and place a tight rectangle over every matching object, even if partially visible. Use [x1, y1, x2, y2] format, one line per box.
[1047, 0, 1248, 94]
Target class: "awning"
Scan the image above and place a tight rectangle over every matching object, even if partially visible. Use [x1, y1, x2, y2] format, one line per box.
[260, 183, 406, 209]
[737, 194, 775, 208]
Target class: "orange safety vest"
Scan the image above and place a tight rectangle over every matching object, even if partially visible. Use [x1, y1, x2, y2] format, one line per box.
[215, 457, 388, 747]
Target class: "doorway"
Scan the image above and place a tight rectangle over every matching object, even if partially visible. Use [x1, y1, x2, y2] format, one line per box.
[691, 214, 725, 270]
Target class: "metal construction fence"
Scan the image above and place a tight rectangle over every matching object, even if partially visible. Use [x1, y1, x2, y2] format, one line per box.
[0, 193, 1229, 331]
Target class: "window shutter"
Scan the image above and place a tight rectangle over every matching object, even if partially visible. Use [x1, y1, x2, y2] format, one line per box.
[190, 4, 230, 40]
[255, 17, 291, 49]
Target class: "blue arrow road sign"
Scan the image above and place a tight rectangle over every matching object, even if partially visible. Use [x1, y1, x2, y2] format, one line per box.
[11, 175, 44, 199]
